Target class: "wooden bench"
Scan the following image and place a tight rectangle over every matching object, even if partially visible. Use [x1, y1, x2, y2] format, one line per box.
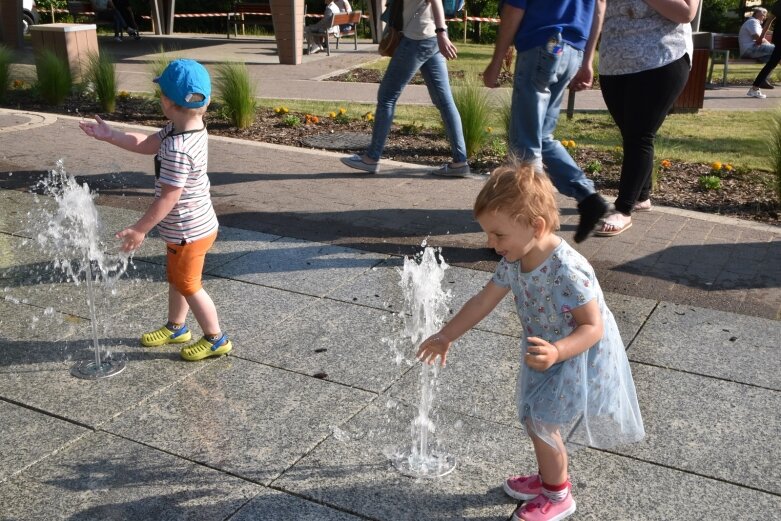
[707, 32, 770, 85]
[310, 10, 362, 56]
[227, 1, 272, 38]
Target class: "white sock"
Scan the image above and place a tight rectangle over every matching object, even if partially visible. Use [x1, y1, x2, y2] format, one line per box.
[542, 483, 569, 503]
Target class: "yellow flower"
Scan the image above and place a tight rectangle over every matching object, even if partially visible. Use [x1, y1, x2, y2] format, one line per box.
[274, 107, 282, 114]
[711, 161, 722, 171]
[282, 107, 289, 113]
[567, 140, 576, 148]
[724, 163, 733, 171]
[329, 111, 337, 118]
[560, 139, 568, 147]
[486, 127, 493, 133]
[338, 107, 347, 115]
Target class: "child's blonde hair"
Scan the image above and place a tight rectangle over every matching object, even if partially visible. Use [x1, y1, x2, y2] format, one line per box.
[474, 162, 560, 233]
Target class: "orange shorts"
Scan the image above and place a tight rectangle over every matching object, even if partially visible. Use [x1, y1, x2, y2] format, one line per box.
[166, 232, 217, 297]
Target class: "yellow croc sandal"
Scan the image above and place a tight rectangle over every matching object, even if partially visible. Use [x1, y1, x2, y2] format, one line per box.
[141, 324, 192, 347]
[180, 334, 232, 361]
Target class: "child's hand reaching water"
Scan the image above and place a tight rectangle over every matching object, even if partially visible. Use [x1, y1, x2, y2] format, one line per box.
[525, 336, 561, 371]
[416, 332, 452, 367]
[79, 115, 113, 141]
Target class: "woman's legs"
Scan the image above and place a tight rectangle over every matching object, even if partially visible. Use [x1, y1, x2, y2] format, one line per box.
[600, 55, 689, 219]
[419, 47, 467, 164]
[365, 37, 433, 161]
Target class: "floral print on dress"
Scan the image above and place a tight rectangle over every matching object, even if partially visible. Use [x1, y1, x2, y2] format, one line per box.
[491, 239, 645, 451]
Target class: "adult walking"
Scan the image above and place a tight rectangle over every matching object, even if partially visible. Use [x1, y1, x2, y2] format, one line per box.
[341, 0, 469, 177]
[747, 1, 781, 99]
[483, 0, 609, 243]
[572, 0, 698, 237]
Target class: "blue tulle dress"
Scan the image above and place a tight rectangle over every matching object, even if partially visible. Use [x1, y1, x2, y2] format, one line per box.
[492, 239, 645, 450]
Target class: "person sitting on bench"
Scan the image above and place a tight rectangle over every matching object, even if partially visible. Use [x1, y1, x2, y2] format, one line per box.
[304, 0, 341, 55]
[739, 8, 774, 63]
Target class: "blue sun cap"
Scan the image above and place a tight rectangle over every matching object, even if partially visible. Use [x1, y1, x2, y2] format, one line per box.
[153, 59, 211, 109]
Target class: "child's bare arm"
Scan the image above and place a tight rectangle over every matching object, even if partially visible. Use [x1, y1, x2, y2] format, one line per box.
[79, 115, 161, 155]
[417, 281, 510, 366]
[116, 183, 183, 251]
[526, 299, 604, 371]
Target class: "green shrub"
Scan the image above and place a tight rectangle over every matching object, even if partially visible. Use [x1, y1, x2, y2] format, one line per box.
[769, 109, 781, 199]
[453, 76, 492, 158]
[281, 114, 300, 127]
[85, 51, 117, 112]
[399, 121, 423, 136]
[585, 159, 602, 174]
[35, 49, 71, 105]
[0, 45, 13, 103]
[215, 61, 257, 129]
[698, 175, 722, 190]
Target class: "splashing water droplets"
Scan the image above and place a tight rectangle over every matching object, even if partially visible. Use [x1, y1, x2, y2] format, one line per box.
[35, 161, 130, 379]
[389, 246, 456, 479]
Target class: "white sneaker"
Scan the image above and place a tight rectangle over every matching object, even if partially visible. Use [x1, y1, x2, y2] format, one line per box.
[746, 87, 767, 99]
[113, 36, 123, 42]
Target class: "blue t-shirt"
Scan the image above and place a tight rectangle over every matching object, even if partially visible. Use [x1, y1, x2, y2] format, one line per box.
[505, 0, 596, 52]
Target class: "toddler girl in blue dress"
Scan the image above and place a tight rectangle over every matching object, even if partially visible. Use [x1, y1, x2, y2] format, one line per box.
[417, 163, 645, 521]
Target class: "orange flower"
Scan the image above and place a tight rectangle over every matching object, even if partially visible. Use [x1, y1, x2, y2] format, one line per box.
[711, 161, 722, 171]
[660, 159, 671, 169]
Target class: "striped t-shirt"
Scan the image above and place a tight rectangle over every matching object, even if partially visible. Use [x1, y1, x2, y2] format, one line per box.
[154, 122, 218, 244]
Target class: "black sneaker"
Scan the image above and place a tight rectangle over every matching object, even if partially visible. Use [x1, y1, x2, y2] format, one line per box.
[575, 193, 608, 243]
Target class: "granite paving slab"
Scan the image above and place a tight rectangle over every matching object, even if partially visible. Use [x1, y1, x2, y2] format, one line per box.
[0, 298, 213, 428]
[0, 431, 261, 520]
[0, 299, 88, 372]
[0, 400, 89, 484]
[618, 363, 781, 495]
[208, 237, 388, 297]
[105, 356, 376, 485]
[568, 441, 781, 520]
[3, 256, 168, 322]
[0, 189, 42, 235]
[243, 296, 411, 393]
[201, 274, 320, 350]
[230, 487, 366, 521]
[273, 400, 536, 521]
[629, 303, 781, 390]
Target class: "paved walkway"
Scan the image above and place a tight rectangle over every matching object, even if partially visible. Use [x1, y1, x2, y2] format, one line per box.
[0, 33, 779, 520]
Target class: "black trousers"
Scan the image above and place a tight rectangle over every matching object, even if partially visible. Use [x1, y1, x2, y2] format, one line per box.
[753, 43, 781, 87]
[600, 55, 690, 215]
[113, 0, 138, 31]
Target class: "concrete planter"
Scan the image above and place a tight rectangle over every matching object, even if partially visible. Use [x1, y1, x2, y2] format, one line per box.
[270, 0, 304, 65]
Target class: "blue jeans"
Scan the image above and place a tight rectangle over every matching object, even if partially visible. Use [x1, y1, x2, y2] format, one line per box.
[367, 36, 467, 163]
[509, 42, 595, 202]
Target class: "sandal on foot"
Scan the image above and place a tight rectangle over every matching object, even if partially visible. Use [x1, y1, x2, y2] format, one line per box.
[141, 324, 191, 347]
[341, 154, 379, 174]
[595, 212, 632, 237]
[180, 333, 232, 361]
[633, 199, 653, 212]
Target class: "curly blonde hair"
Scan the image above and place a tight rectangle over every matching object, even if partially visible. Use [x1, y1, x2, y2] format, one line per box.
[473, 161, 560, 233]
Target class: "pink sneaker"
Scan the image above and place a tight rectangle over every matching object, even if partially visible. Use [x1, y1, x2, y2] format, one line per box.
[503, 473, 542, 500]
[511, 492, 576, 521]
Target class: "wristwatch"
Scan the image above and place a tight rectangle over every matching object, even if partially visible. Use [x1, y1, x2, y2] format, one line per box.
[435, 27, 447, 33]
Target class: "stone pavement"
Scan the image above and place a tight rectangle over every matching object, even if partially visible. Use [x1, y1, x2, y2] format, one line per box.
[0, 33, 780, 520]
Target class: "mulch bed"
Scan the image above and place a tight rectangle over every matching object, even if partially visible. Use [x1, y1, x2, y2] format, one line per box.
[2, 89, 778, 224]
